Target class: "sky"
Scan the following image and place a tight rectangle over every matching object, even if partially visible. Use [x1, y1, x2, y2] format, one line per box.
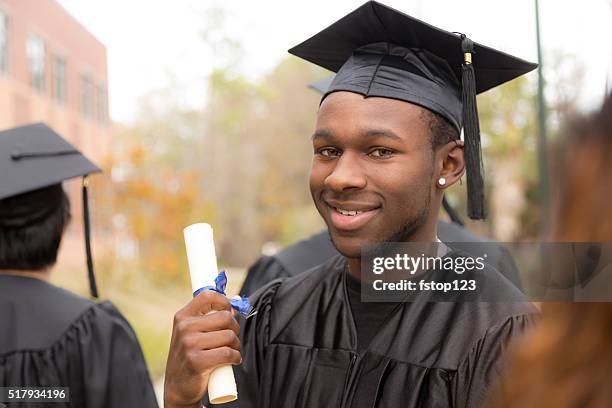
[57, 0, 612, 124]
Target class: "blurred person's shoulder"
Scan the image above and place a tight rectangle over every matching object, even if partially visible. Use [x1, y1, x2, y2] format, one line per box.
[0, 275, 135, 355]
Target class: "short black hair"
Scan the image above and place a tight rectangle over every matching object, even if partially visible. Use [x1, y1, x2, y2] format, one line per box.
[421, 108, 460, 150]
[0, 188, 71, 271]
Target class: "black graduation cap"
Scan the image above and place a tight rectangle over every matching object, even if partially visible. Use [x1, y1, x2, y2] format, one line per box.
[290, 0, 537, 219]
[0, 122, 101, 297]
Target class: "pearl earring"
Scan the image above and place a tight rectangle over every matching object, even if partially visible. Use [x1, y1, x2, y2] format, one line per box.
[438, 177, 446, 186]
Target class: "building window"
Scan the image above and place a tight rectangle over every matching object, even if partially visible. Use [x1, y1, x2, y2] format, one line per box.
[0, 10, 7, 73]
[80, 74, 94, 118]
[97, 84, 108, 126]
[52, 54, 67, 104]
[27, 35, 45, 92]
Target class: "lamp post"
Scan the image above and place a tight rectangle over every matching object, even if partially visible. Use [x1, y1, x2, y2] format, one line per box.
[535, 0, 549, 232]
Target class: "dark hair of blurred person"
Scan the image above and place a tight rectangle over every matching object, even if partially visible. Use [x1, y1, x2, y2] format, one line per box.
[0, 186, 70, 271]
[489, 92, 612, 408]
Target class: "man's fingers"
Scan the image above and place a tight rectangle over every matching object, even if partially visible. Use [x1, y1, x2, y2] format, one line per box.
[192, 290, 232, 314]
[175, 311, 240, 337]
[175, 290, 231, 322]
[165, 291, 242, 407]
[181, 330, 241, 352]
[183, 347, 242, 374]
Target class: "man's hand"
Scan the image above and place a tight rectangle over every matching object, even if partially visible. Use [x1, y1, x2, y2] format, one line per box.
[164, 291, 241, 408]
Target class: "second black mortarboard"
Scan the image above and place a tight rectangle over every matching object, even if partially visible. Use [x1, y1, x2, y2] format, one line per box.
[290, 0, 537, 219]
[0, 123, 102, 297]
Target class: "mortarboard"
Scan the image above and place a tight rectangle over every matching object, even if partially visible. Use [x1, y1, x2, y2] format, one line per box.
[290, 0, 537, 219]
[0, 122, 101, 297]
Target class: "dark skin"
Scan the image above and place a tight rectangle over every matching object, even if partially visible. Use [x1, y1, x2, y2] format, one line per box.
[163, 91, 465, 407]
[310, 91, 465, 278]
[164, 292, 241, 408]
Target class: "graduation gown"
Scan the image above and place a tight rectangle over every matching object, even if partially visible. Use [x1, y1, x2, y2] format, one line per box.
[0, 275, 158, 408]
[226, 254, 537, 408]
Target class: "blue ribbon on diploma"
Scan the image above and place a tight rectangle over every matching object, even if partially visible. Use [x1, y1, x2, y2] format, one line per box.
[193, 271, 253, 317]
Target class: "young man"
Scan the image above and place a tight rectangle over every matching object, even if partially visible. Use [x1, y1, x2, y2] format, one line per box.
[164, 2, 537, 407]
[0, 123, 158, 408]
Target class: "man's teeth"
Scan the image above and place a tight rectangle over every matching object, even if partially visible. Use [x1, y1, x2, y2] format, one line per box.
[335, 207, 363, 216]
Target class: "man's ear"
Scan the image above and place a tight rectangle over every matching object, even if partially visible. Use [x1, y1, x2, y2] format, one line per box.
[435, 139, 465, 189]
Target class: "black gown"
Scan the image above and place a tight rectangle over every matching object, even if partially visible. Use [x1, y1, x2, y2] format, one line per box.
[0, 275, 158, 408]
[224, 253, 537, 408]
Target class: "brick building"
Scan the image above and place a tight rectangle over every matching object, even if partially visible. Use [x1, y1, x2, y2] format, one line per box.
[0, 0, 112, 276]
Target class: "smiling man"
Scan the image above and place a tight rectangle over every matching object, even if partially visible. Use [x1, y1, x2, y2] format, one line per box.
[164, 2, 538, 408]
[310, 92, 456, 255]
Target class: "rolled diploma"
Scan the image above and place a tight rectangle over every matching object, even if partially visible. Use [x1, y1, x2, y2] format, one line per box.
[183, 223, 238, 404]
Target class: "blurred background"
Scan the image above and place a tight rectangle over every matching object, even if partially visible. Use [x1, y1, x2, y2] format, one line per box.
[0, 0, 610, 395]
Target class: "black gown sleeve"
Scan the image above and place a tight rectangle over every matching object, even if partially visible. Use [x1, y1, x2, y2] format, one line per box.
[452, 313, 536, 408]
[79, 301, 159, 408]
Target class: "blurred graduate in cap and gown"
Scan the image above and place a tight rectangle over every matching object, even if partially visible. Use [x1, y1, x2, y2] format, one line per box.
[0, 123, 158, 407]
[165, 2, 539, 408]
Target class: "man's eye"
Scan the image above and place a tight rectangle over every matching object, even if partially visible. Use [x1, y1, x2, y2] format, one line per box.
[318, 147, 340, 157]
[370, 148, 395, 157]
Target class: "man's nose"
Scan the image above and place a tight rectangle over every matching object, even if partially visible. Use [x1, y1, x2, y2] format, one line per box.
[324, 152, 367, 192]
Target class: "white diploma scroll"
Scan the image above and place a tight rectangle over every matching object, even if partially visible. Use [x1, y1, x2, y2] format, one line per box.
[183, 223, 238, 404]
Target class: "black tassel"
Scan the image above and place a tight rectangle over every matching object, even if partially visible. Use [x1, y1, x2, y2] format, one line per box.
[461, 34, 486, 220]
[83, 177, 99, 299]
[442, 196, 464, 226]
